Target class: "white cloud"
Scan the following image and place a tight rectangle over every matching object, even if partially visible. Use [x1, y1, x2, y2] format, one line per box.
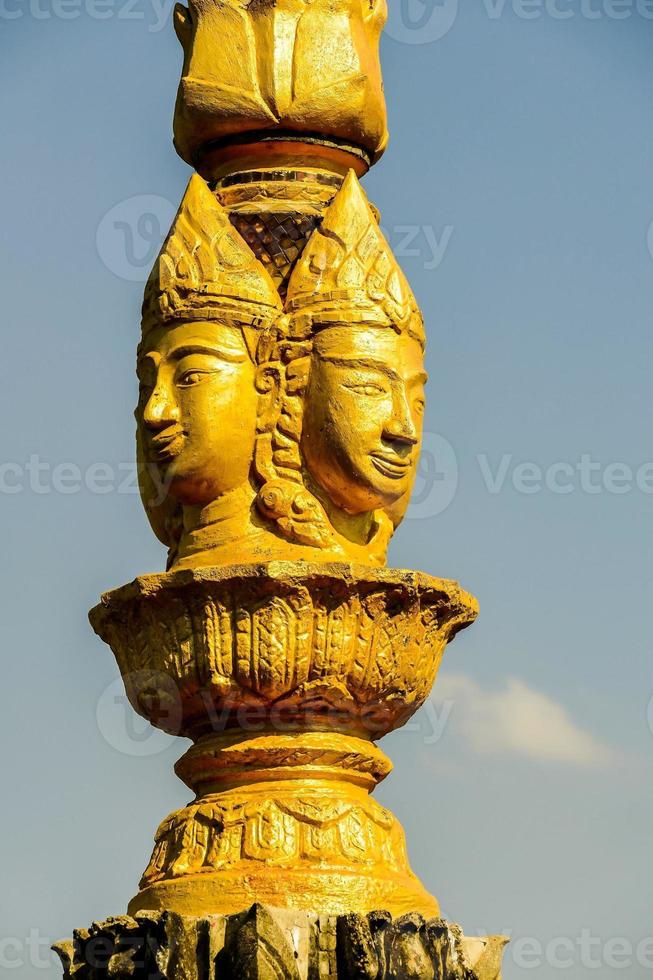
[435, 674, 615, 768]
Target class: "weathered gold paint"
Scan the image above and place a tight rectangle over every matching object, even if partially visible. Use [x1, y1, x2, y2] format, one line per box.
[76, 0, 506, 970]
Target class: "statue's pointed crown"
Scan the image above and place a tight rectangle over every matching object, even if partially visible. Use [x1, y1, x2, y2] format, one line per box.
[285, 170, 424, 346]
[142, 174, 283, 335]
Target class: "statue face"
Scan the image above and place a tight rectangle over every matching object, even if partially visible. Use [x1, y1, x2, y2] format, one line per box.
[136, 321, 258, 507]
[300, 326, 426, 515]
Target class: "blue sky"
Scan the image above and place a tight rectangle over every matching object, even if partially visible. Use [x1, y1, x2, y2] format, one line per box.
[2, 4, 653, 977]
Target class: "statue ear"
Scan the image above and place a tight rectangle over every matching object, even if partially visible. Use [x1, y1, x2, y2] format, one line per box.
[255, 363, 283, 432]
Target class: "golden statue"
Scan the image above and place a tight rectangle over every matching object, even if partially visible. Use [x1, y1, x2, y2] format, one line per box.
[55, 3, 508, 978]
[138, 169, 427, 569]
[255, 169, 426, 563]
[137, 173, 283, 564]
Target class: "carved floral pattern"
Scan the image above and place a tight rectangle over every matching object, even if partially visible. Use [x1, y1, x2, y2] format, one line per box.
[141, 793, 406, 888]
[90, 565, 478, 741]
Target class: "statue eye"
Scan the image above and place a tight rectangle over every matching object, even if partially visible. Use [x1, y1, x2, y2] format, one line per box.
[177, 370, 209, 387]
[345, 382, 387, 397]
[174, 353, 225, 386]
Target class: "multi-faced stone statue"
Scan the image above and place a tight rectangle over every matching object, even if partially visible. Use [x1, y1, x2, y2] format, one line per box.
[256, 170, 427, 564]
[138, 172, 426, 569]
[136, 174, 284, 566]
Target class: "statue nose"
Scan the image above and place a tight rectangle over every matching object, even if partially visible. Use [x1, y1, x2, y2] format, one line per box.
[383, 415, 419, 449]
[382, 389, 420, 448]
[142, 385, 179, 430]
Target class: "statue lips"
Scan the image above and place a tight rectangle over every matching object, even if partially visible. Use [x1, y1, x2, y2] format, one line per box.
[369, 451, 414, 480]
[147, 425, 186, 464]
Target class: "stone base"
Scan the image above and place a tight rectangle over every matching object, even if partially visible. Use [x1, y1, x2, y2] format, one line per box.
[54, 905, 507, 980]
[131, 762, 440, 921]
[90, 565, 479, 923]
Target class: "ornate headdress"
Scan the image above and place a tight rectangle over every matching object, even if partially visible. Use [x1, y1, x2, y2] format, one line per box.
[253, 170, 421, 559]
[138, 175, 285, 561]
[285, 169, 425, 346]
[141, 174, 283, 340]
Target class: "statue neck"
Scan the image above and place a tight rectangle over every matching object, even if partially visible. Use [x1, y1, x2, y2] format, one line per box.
[178, 483, 256, 561]
[305, 473, 377, 548]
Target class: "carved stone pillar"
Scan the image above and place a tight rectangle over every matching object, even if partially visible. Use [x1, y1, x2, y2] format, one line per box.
[89, 565, 476, 919]
[55, 906, 508, 980]
[55, 1, 509, 976]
